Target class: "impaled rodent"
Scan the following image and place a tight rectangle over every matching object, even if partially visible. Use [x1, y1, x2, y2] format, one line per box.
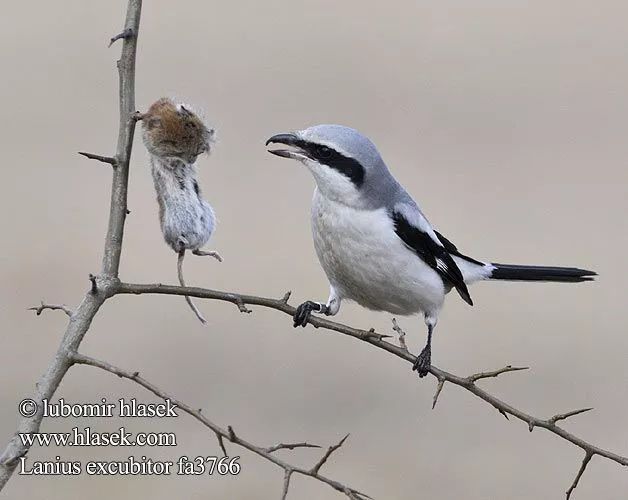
[141, 97, 221, 324]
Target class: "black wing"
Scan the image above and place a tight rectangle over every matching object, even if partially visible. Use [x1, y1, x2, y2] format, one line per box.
[392, 210, 473, 306]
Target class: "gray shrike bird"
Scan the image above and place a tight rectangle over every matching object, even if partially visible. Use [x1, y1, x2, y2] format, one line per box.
[266, 125, 596, 377]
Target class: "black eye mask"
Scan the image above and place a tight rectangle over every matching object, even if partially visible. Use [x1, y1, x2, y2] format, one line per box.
[299, 140, 365, 188]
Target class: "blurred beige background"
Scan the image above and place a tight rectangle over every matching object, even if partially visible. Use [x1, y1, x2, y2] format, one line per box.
[1, 1, 627, 498]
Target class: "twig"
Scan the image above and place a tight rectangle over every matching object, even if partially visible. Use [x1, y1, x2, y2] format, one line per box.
[78, 151, 117, 166]
[28, 302, 73, 318]
[236, 299, 252, 314]
[281, 469, 292, 500]
[217, 434, 228, 457]
[70, 353, 368, 499]
[265, 442, 321, 453]
[549, 408, 594, 426]
[465, 365, 529, 383]
[115, 281, 628, 498]
[1, 1, 624, 497]
[566, 452, 593, 500]
[311, 434, 349, 475]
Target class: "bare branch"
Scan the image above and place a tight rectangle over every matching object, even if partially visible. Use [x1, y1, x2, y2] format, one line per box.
[0, 0, 142, 488]
[78, 151, 117, 166]
[1, 1, 624, 497]
[549, 408, 594, 426]
[465, 365, 529, 383]
[365, 328, 391, 341]
[391, 318, 408, 352]
[217, 433, 228, 457]
[280, 469, 292, 500]
[266, 442, 321, 453]
[28, 301, 73, 318]
[70, 353, 368, 499]
[311, 434, 350, 475]
[236, 299, 252, 314]
[566, 452, 593, 500]
[101, 2, 141, 278]
[114, 280, 628, 496]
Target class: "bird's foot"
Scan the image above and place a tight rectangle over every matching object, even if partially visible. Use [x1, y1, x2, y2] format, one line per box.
[192, 249, 223, 262]
[412, 344, 431, 378]
[293, 301, 327, 327]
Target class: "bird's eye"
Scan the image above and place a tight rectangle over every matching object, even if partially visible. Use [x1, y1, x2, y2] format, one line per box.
[316, 145, 333, 159]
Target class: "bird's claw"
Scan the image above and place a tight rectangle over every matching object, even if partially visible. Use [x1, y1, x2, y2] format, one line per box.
[412, 345, 431, 378]
[293, 301, 320, 328]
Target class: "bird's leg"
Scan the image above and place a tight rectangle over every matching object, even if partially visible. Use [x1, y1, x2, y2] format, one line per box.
[192, 248, 223, 262]
[413, 318, 435, 378]
[293, 286, 341, 327]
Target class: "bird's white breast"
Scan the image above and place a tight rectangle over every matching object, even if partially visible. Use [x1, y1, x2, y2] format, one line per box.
[310, 190, 445, 316]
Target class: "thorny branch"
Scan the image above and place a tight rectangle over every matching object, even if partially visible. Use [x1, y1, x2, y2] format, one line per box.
[311, 434, 350, 475]
[28, 302, 74, 318]
[0, 1, 625, 499]
[70, 353, 368, 500]
[114, 281, 628, 498]
[0, 1, 368, 498]
[0, 0, 143, 488]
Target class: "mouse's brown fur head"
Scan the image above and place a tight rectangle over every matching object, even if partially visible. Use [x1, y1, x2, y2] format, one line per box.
[142, 98, 214, 163]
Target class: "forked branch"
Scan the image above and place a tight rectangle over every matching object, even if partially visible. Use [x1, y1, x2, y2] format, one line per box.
[70, 353, 368, 499]
[115, 281, 628, 498]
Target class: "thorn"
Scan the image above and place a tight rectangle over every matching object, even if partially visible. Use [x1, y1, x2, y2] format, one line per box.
[432, 378, 445, 409]
[217, 434, 228, 457]
[466, 365, 529, 383]
[228, 426, 236, 442]
[27, 302, 73, 318]
[236, 299, 252, 314]
[550, 408, 594, 425]
[108, 28, 134, 47]
[78, 151, 117, 166]
[88, 274, 98, 294]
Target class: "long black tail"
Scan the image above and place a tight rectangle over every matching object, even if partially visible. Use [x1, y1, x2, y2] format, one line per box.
[489, 263, 597, 283]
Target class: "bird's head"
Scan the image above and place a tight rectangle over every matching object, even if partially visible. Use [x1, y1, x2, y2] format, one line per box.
[266, 124, 393, 207]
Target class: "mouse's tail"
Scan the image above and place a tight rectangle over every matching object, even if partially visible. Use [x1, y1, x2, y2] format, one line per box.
[177, 250, 207, 324]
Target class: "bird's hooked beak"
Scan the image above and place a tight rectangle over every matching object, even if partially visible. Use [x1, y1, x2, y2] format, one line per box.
[265, 133, 308, 160]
